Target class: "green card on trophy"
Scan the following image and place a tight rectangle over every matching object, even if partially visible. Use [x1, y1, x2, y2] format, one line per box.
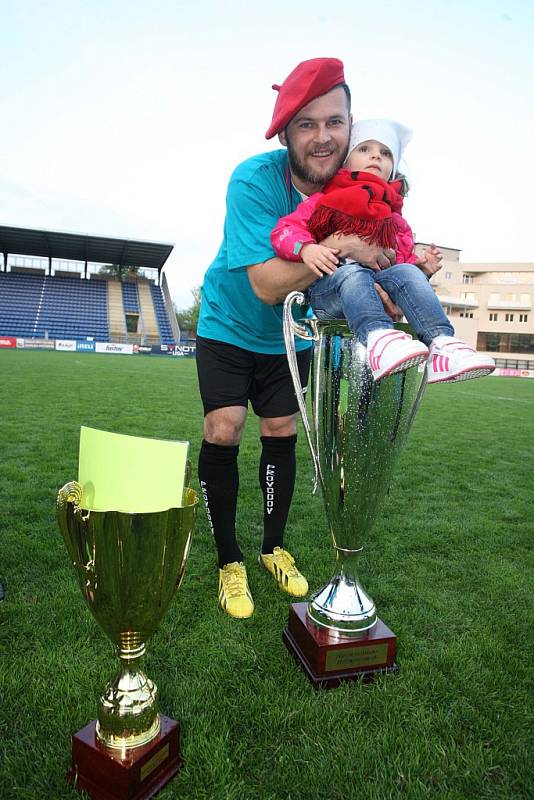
[78, 426, 189, 512]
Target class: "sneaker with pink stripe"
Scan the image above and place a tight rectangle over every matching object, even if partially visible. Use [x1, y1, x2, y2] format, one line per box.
[426, 336, 496, 384]
[366, 329, 429, 381]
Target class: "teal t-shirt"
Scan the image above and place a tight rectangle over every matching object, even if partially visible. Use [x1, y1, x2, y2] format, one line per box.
[198, 149, 312, 354]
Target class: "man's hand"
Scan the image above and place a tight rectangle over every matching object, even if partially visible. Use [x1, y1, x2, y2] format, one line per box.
[415, 243, 443, 278]
[321, 233, 396, 271]
[300, 243, 339, 277]
[374, 284, 403, 322]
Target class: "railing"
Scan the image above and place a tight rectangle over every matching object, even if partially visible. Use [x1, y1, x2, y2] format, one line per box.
[486, 301, 531, 310]
[494, 358, 534, 369]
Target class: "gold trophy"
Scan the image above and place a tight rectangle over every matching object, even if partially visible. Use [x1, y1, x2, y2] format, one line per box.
[57, 427, 198, 800]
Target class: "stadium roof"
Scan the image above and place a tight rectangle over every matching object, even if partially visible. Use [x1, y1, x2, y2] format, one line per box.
[0, 224, 173, 271]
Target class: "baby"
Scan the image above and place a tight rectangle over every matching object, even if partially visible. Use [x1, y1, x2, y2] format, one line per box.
[272, 119, 495, 383]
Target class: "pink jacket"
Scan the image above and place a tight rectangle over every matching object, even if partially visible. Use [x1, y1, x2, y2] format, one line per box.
[271, 191, 418, 265]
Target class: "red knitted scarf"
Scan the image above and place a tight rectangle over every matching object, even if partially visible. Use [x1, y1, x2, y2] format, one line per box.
[307, 170, 404, 249]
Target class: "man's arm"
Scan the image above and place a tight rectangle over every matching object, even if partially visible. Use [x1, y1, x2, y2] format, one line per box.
[248, 236, 396, 305]
[322, 234, 396, 271]
[248, 257, 317, 305]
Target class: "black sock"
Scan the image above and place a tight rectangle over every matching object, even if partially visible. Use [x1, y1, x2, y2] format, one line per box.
[198, 439, 242, 568]
[259, 435, 297, 555]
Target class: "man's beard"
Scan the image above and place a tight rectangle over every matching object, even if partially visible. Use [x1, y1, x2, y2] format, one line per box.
[286, 134, 349, 189]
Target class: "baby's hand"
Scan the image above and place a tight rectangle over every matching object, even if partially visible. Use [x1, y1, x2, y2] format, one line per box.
[300, 243, 339, 277]
[415, 243, 443, 277]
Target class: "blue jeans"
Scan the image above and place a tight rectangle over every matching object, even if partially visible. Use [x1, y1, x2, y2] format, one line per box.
[307, 261, 454, 346]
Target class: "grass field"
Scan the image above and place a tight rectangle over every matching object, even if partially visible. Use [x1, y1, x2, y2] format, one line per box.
[0, 349, 532, 800]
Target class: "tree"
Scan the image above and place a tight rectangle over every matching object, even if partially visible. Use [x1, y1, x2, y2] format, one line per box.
[99, 264, 140, 278]
[175, 286, 201, 334]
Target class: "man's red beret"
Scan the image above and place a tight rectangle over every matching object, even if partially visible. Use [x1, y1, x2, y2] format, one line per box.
[265, 58, 345, 140]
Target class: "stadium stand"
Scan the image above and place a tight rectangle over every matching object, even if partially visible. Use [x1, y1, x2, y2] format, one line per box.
[0, 225, 182, 345]
[121, 281, 140, 312]
[0, 272, 109, 340]
[151, 284, 175, 345]
[0, 272, 43, 338]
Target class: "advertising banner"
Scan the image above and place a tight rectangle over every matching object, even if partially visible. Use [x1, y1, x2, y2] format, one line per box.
[493, 368, 534, 379]
[151, 343, 196, 357]
[76, 341, 96, 352]
[174, 344, 196, 357]
[0, 336, 16, 348]
[133, 345, 152, 354]
[95, 342, 134, 355]
[56, 339, 77, 352]
[17, 338, 55, 350]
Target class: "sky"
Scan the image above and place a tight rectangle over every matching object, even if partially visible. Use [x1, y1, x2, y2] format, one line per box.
[1, 0, 533, 310]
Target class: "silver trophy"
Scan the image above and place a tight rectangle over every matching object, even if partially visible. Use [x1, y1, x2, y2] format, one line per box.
[282, 291, 426, 685]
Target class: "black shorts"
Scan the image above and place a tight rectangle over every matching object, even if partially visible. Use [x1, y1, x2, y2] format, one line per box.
[196, 335, 312, 418]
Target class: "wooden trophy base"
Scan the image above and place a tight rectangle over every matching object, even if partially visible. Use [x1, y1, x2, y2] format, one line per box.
[283, 603, 398, 689]
[67, 714, 183, 800]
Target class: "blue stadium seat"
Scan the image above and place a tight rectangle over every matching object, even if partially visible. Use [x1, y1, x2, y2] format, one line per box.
[121, 282, 139, 312]
[0, 272, 110, 340]
[150, 285, 175, 345]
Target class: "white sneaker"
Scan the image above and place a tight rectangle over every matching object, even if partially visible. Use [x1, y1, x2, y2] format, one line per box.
[367, 329, 429, 381]
[427, 336, 496, 384]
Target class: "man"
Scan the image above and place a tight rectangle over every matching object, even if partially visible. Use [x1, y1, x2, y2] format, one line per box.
[196, 58, 410, 619]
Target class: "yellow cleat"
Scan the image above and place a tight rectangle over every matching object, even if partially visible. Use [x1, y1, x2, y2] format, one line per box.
[259, 547, 308, 597]
[218, 562, 254, 619]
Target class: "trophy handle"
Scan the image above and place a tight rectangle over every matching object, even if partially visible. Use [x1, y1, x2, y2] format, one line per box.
[283, 291, 320, 493]
[57, 480, 90, 520]
[183, 458, 192, 504]
[57, 481, 96, 593]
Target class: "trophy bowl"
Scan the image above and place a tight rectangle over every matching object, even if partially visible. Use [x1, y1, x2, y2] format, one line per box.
[57, 481, 197, 749]
[282, 291, 426, 686]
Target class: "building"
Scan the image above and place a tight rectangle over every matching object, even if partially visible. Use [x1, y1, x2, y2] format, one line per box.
[415, 244, 534, 370]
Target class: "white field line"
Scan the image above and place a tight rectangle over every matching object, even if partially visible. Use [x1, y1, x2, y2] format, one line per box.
[453, 390, 533, 404]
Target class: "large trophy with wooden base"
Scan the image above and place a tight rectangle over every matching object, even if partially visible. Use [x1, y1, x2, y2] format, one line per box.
[57, 427, 198, 799]
[283, 292, 426, 688]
